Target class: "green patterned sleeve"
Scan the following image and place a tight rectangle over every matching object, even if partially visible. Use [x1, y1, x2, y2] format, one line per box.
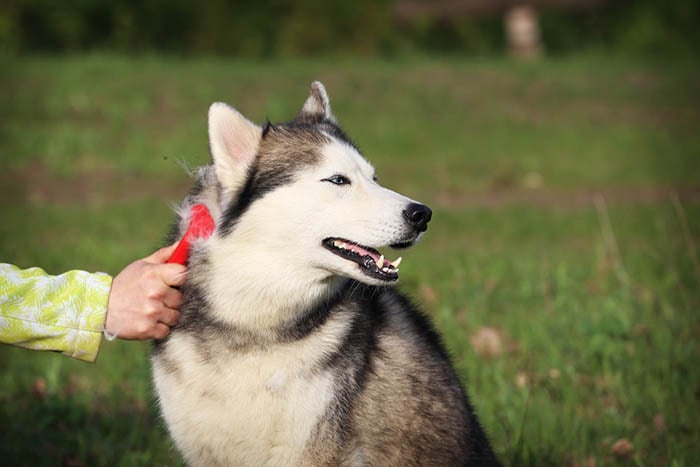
[0, 263, 113, 362]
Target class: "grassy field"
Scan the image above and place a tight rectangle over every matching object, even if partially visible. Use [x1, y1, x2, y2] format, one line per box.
[0, 54, 699, 466]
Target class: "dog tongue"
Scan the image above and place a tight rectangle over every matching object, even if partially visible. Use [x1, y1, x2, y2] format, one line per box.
[350, 244, 374, 259]
[168, 204, 215, 265]
[345, 242, 388, 268]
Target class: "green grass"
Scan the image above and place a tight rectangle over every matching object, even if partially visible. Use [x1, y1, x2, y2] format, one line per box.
[1, 53, 699, 466]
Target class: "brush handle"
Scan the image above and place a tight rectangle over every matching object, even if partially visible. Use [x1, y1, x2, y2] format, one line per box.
[167, 204, 215, 265]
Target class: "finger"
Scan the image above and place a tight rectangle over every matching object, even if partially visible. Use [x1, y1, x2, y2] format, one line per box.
[162, 288, 184, 310]
[152, 322, 172, 340]
[158, 263, 188, 287]
[144, 243, 179, 264]
[158, 307, 180, 327]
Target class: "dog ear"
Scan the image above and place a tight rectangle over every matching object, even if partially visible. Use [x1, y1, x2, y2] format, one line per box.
[208, 103, 261, 193]
[298, 81, 335, 122]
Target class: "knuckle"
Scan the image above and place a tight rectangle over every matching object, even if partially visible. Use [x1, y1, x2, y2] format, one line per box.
[144, 267, 160, 283]
[143, 302, 158, 315]
[150, 290, 166, 302]
[136, 322, 152, 337]
[147, 286, 166, 300]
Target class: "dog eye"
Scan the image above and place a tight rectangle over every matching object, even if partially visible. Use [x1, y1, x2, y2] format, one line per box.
[323, 175, 351, 186]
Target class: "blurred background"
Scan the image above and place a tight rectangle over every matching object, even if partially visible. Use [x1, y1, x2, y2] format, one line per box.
[1, 0, 699, 57]
[0, 1, 698, 466]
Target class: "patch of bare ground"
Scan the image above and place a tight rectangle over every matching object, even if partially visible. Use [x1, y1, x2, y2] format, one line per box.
[2, 160, 699, 210]
[0, 160, 193, 207]
[435, 185, 700, 210]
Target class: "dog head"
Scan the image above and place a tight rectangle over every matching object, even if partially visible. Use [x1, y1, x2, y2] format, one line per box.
[187, 82, 431, 287]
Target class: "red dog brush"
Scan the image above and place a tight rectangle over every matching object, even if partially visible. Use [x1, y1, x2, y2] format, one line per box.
[167, 203, 215, 265]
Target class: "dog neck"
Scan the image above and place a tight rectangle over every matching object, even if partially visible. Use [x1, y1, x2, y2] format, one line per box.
[188, 236, 348, 340]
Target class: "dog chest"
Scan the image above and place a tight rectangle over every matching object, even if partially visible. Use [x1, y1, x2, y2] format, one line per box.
[153, 334, 336, 466]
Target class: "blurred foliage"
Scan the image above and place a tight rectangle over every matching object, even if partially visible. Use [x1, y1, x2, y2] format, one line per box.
[0, 0, 698, 57]
[540, 0, 700, 56]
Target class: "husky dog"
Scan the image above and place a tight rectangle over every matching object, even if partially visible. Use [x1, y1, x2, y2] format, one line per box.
[152, 82, 498, 466]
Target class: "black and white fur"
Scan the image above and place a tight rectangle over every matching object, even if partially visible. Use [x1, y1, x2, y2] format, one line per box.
[152, 82, 499, 466]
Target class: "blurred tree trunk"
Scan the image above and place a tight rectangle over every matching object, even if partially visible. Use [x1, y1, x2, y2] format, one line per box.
[505, 5, 543, 59]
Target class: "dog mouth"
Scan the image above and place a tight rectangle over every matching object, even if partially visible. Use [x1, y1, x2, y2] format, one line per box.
[322, 238, 405, 282]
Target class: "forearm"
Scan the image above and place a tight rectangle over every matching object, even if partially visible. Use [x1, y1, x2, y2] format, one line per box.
[0, 263, 113, 362]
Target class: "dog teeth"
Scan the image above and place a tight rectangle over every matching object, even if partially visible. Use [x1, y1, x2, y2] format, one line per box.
[379, 255, 402, 275]
[329, 240, 402, 277]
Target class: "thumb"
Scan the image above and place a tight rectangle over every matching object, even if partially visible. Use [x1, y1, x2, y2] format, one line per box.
[145, 243, 178, 264]
[158, 263, 188, 287]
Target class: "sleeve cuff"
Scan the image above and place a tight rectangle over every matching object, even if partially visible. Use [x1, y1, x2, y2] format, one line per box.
[71, 272, 113, 362]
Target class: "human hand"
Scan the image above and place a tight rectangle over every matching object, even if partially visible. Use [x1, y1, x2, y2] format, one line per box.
[105, 244, 187, 340]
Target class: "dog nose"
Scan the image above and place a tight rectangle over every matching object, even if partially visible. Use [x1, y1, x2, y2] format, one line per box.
[403, 203, 432, 232]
